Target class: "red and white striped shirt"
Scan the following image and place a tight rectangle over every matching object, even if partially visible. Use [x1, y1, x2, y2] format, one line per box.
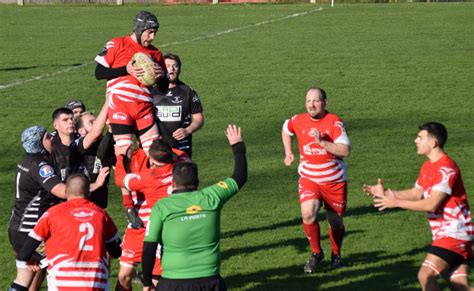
[30, 198, 119, 290]
[94, 36, 166, 104]
[283, 112, 350, 184]
[416, 154, 473, 242]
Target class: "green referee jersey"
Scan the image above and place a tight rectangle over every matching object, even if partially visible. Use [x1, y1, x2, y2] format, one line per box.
[145, 177, 239, 279]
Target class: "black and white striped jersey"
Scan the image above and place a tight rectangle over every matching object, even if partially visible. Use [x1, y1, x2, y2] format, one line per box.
[9, 154, 62, 233]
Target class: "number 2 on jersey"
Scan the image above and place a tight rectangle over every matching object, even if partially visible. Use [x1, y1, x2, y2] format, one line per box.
[79, 222, 94, 251]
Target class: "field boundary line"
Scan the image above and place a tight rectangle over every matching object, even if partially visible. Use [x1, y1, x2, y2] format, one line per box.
[0, 7, 323, 90]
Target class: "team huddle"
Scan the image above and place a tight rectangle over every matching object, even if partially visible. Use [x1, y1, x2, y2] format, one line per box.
[7, 9, 472, 291]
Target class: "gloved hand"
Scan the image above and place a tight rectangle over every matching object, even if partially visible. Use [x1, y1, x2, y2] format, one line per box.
[126, 208, 144, 229]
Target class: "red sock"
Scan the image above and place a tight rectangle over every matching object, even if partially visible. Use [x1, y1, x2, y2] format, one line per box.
[329, 226, 345, 256]
[302, 221, 321, 254]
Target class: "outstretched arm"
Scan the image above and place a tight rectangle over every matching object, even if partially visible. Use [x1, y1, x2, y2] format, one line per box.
[282, 130, 294, 166]
[226, 125, 247, 189]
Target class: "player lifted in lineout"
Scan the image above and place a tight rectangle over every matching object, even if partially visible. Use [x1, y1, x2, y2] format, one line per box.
[95, 11, 168, 156]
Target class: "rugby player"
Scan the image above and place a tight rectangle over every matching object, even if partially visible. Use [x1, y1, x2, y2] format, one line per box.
[152, 53, 204, 157]
[8, 126, 66, 291]
[282, 87, 351, 272]
[114, 140, 188, 290]
[94, 11, 168, 155]
[365, 122, 473, 290]
[14, 173, 121, 290]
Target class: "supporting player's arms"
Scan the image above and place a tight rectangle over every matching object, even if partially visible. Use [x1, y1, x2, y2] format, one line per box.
[141, 242, 159, 287]
[95, 63, 127, 80]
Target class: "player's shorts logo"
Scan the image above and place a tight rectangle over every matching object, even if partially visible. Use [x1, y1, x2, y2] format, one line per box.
[39, 165, 54, 178]
[299, 191, 315, 200]
[113, 112, 128, 121]
[186, 205, 202, 215]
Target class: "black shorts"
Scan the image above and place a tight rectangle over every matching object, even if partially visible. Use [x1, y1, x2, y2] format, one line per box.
[428, 245, 471, 270]
[8, 227, 45, 263]
[156, 275, 227, 291]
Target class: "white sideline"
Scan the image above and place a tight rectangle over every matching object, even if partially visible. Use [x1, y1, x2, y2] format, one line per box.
[0, 7, 323, 90]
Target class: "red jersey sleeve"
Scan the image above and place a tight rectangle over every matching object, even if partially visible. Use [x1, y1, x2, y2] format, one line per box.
[283, 116, 296, 136]
[432, 166, 457, 195]
[95, 38, 121, 68]
[124, 172, 144, 192]
[114, 155, 127, 188]
[30, 211, 51, 242]
[330, 118, 350, 145]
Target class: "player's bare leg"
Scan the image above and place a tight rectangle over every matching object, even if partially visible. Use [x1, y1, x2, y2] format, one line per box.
[301, 199, 324, 273]
[138, 123, 159, 155]
[418, 253, 449, 291]
[28, 269, 45, 291]
[116, 265, 135, 291]
[449, 264, 472, 291]
[326, 210, 345, 267]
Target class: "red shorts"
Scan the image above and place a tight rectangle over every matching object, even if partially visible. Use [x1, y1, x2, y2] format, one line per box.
[107, 94, 155, 131]
[120, 227, 162, 275]
[432, 237, 472, 260]
[298, 177, 347, 216]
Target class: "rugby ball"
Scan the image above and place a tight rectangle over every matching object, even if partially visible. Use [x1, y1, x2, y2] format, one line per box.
[132, 52, 156, 86]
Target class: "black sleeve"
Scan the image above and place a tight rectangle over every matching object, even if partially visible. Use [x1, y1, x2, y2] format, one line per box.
[231, 142, 247, 189]
[105, 239, 122, 259]
[95, 63, 128, 80]
[96, 133, 116, 166]
[142, 241, 159, 287]
[16, 237, 41, 262]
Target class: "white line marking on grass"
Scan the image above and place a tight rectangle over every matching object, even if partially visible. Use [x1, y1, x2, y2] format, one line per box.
[0, 7, 323, 90]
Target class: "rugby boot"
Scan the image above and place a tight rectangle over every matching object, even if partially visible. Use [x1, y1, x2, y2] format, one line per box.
[331, 254, 344, 268]
[303, 252, 324, 273]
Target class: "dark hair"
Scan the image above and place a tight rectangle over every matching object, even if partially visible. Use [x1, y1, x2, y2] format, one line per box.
[149, 139, 173, 164]
[173, 162, 199, 190]
[418, 122, 448, 149]
[66, 173, 90, 198]
[52, 107, 74, 121]
[308, 87, 327, 101]
[164, 53, 182, 70]
[73, 111, 94, 130]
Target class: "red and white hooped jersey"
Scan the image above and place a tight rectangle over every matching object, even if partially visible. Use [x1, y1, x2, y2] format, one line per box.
[30, 198, 119, 290]
[283, 112, 350, 184]
[94, 36, 166, 104]
[415, 154, 473, 242]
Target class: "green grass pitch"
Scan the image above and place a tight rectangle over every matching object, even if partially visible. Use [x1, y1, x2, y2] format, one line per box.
[0, 3, 473, 290]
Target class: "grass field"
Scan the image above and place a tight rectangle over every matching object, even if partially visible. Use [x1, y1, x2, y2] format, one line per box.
[1, 3, 473, 290]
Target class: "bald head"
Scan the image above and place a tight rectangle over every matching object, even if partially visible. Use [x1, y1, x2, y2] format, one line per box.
[66, 173, 90, 199]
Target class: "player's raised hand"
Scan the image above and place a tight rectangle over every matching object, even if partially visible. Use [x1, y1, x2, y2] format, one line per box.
[373, 193, 397, 211]
[127, 60, 144, 78]
[95, 167, 110, 187]
[284, 153, 294, 166]
[152, 63, 164, 79]
[363, 178, 385, 198]
[225, 124, 243, 145]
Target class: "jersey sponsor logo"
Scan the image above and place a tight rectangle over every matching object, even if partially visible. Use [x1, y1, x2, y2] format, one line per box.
[186, 205, 202, 215]
[303, 142, 327, 156]
[122, 249, 135, 258]
[71, 208, 97, 222]
[39, 165, 54, 178]
[181, 213, 206, 221]
[171, 96, 182, 104]
[156, 106, 181, 122]
[113, 112, 128, 121]
[217, 181, 228, 189]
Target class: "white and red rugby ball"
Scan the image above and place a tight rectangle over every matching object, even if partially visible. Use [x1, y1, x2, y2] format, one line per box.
[132, 52, 156, 86]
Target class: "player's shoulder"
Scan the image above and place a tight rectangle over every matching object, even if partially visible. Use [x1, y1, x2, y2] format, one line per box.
[289, 113, 307, 122]
[438, 154, 460, 172]
[325, 112, 344, 122]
